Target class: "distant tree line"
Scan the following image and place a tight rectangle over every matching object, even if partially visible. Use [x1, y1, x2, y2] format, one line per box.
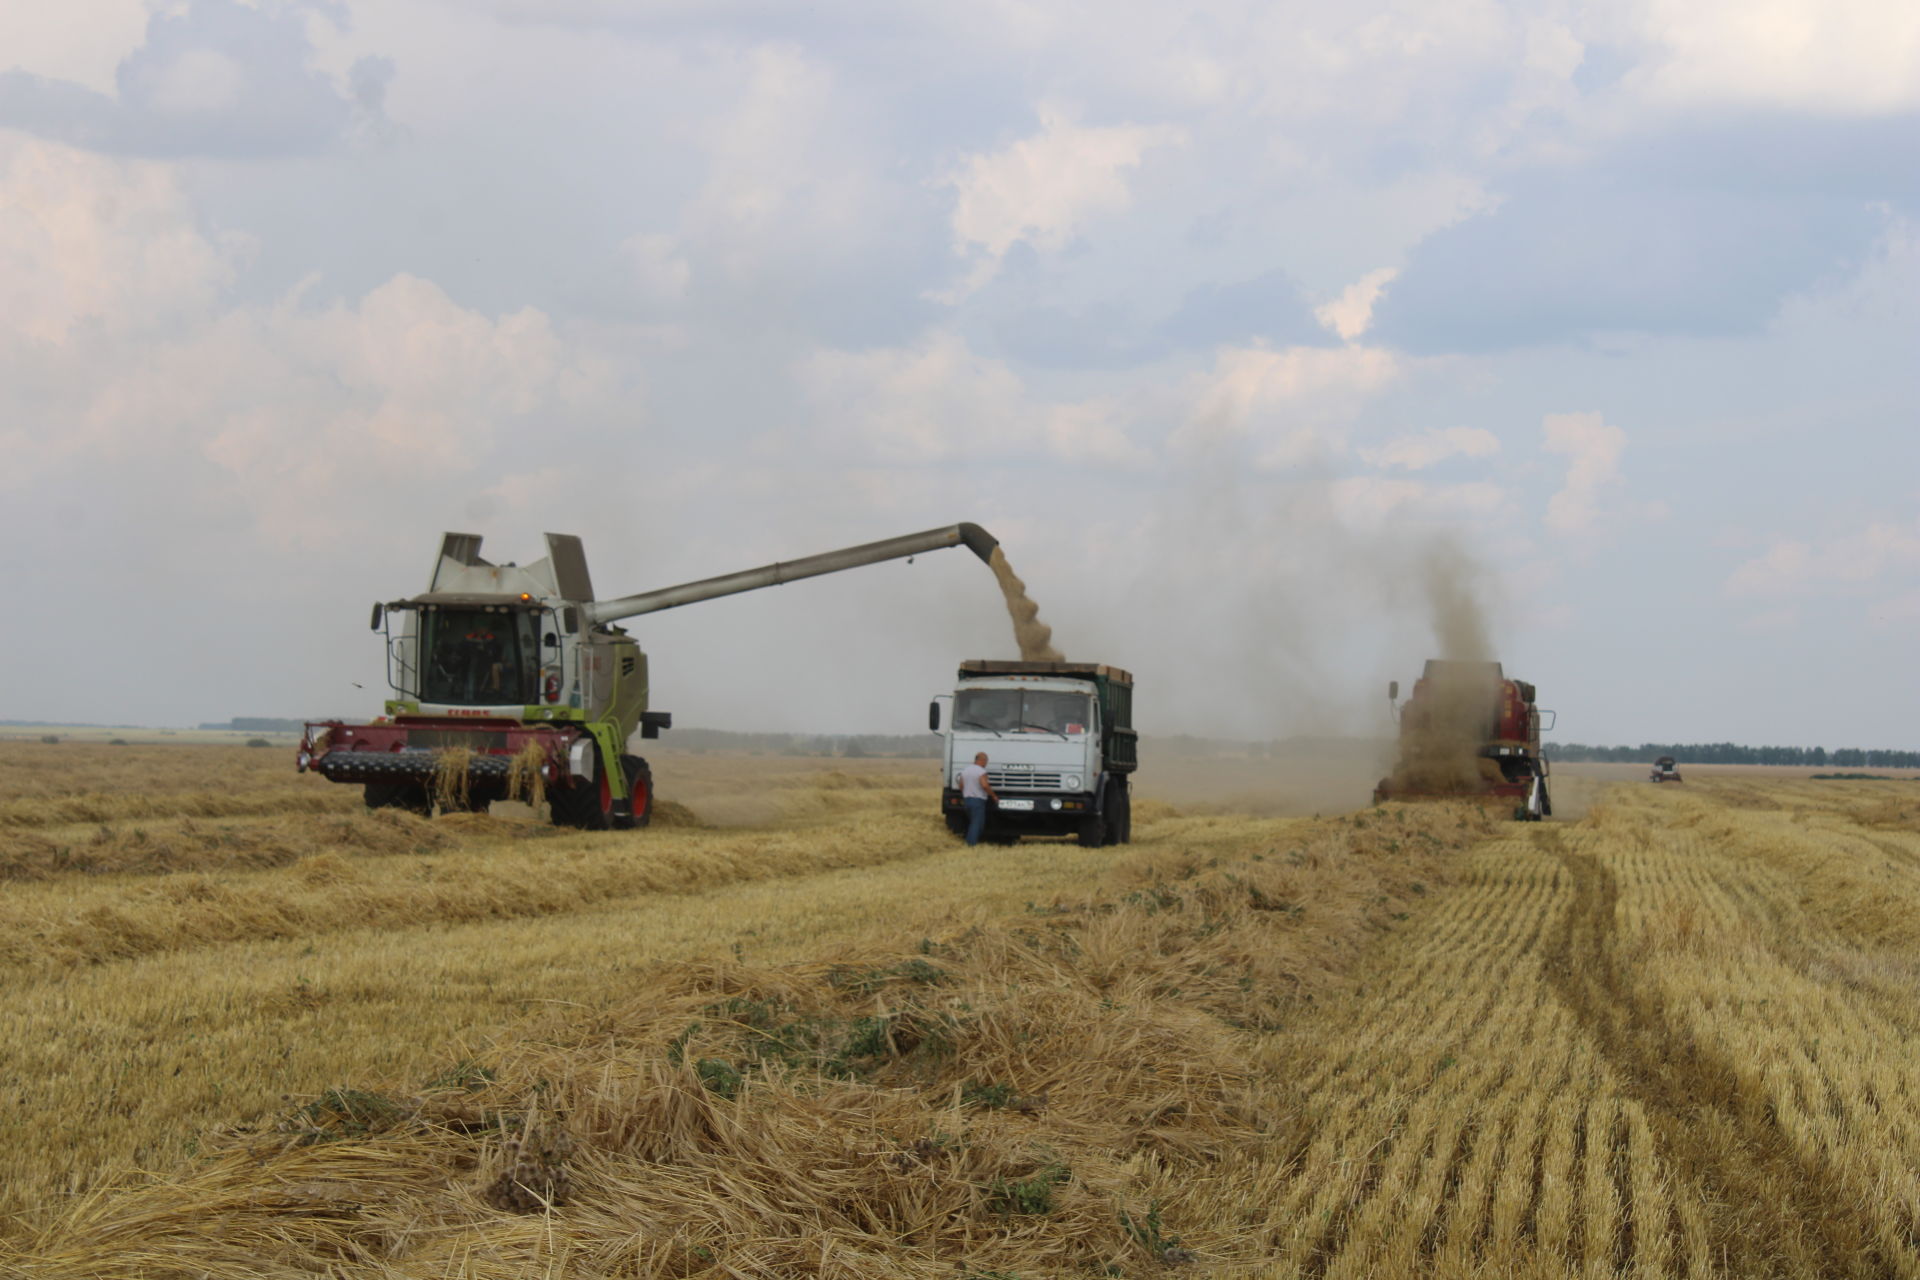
[667, 728, 943, 758]
[1551, 742, 1920, 769]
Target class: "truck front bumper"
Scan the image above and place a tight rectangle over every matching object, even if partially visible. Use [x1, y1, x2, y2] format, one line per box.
[943, 787, 1096, 833]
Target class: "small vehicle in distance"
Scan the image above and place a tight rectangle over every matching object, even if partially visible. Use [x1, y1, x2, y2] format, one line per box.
[1650, 756, 1682, 783]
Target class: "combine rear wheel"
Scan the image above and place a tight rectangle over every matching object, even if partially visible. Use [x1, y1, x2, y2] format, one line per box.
[614, 754, 653, 830]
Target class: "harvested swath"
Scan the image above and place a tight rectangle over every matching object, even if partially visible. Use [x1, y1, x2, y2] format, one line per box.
[0, 788, 350, 830]
[0, 742, 316, 804]
[0, 806, 982, 970]
[0, 811, 467, 882]
[10, 801, 1489, 1278]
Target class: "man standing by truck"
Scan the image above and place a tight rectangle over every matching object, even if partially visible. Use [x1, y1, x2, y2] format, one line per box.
[959, 752, 997, 846]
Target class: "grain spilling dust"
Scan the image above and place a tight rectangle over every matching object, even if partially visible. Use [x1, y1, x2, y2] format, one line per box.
[987, 546, 1064, 661]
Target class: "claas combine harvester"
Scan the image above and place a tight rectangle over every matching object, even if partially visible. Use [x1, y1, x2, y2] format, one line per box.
[299, 524, 1000, 828]
[1373, 659, 1556, 821]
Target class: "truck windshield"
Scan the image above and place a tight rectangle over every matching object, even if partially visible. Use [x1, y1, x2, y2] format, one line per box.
[419, 608, 537, 706]
[954, 689, 1091, 736]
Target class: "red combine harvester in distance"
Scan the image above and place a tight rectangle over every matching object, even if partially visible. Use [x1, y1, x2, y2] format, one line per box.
[1373, 660, 1556, 821]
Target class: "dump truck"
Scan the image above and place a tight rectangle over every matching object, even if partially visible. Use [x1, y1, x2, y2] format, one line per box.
[1649, 756, 1682, 783]
[929, 660, 1138, 845]
[299, 524, 1000, 828]
[1373, 660, 1555, 821]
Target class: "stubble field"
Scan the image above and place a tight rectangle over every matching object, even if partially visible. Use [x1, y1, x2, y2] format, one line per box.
[1, 741, 1917, 1278]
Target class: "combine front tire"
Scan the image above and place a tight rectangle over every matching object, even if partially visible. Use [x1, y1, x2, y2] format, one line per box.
[550, 771, 614, 830]
[614, 754, 653, 830]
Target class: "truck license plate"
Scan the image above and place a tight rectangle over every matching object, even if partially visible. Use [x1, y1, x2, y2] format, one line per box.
[998, 799, 1035, 811]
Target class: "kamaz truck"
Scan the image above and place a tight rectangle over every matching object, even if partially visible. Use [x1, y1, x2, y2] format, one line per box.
[930, 661, 1138, 846]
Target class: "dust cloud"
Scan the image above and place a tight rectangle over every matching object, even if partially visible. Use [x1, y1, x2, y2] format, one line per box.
[1423, 540, 1493, 662]
[987, 546, 1065, 662]
[1378, 542, 1504, 796]
[1383, 660, 1502, 796]
[1101, 463, 1511, 747]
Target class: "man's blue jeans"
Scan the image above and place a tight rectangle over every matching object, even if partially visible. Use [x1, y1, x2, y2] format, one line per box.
[964, 796, 988, 845]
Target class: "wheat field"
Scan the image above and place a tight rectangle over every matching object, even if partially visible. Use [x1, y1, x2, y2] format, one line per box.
[1, 741, 1917, 1277]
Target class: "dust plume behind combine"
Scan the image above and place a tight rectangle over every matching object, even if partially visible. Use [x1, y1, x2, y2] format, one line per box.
[987, 546, 1065, 662]
[1383, 542, 1503, 796]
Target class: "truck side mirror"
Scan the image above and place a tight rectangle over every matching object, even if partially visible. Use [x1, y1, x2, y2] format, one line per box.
[928, 701, 941, 732]
[1388, 680, 1399, 701]
[369, 603, 384, 631]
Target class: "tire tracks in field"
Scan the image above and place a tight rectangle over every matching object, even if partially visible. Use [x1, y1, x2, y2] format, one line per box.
[1544, 844, 1892, 1278]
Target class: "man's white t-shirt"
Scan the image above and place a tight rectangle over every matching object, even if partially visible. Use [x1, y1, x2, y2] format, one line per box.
[959, 763, 990, 799]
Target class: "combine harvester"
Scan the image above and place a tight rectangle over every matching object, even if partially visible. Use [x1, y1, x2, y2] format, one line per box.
[299, 524, 1000, 828]
[1649, 755, 1682, 783]
[1373, 660, 1556, 821]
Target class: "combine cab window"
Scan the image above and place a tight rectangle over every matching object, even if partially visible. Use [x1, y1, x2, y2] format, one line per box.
[954, 689, 1092, 736]
[420, 608, 537, 706]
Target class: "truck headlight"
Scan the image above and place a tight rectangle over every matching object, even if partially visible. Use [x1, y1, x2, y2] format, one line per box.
[1064, 774, 1082, 791]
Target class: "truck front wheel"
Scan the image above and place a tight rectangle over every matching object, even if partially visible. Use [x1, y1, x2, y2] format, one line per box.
[1077, 784, 1110, 848]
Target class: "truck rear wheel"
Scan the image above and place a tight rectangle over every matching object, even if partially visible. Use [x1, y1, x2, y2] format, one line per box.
[614, 755, 653, 830]
[1113, 782, 1132, 845]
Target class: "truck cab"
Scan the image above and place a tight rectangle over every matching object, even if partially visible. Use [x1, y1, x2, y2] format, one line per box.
[932, 660, 1137, 846]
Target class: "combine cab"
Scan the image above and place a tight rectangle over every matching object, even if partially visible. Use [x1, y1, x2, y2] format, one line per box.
[300, 524, 1001, 828]
[1373, 660, 1555, 821]
[1649, 756, 1682, 783]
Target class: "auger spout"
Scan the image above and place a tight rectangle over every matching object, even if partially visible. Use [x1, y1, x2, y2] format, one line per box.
[585, 522, 999, 626]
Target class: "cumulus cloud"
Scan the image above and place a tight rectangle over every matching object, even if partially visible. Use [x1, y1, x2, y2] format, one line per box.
[0, 135, 234, 344]
[940, 105, 1183, 297]
[622, 232, 692, 306]
[1328, 476, 1509, 532]
[1360, 426, 1501, 471]
[795, 330, 1147, 469]
[1726, 517, 1920, 600]
[1541, 411, 1626, 534]
[1619, 0, 1920, 115]
[1315, 267, 1399, 342]
[0, 136, 602, 539]
[0, 0, 381, 158]
[1173, 343, 1399, 463]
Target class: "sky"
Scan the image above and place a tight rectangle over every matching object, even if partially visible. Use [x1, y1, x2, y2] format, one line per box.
[0, 0, 1915, 748]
